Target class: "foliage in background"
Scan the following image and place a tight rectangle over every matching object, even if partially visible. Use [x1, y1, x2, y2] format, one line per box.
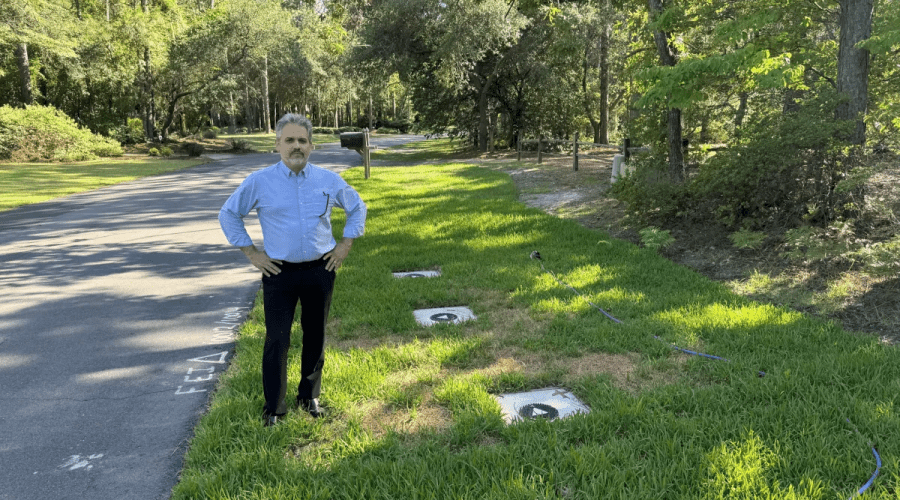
[112, 118, 146, 145]
[0, 105, 122, 162]
[639, 226, 675, 252]
[688, 93, 856, 229]
[729, 229, 767, 250]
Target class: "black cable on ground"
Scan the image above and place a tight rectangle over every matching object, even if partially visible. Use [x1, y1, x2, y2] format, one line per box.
[530, 250, 882, 497]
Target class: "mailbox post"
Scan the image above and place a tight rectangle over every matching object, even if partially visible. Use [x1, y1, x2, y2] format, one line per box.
[363, 128, 371, 179]
[338, 129, 374, 179]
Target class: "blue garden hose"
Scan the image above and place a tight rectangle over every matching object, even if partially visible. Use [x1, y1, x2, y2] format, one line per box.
[531, 250, 882, 496]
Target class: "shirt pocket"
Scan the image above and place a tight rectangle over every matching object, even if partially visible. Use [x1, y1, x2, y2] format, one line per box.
[318, 193, 336, 220]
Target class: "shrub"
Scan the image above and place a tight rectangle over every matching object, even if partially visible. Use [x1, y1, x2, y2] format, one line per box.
[851, 236, 900, 276]
[112, 117, 145, 145]
[639, 226, 675, 252]
[376, 127, 400, 134]
[609, 151, 691, 225]
[729, 229, 767, 250]
[0, 104, 123, 161]
[160, 146, 173, 157]
[781, 221, 860, 263]
[148, 147, 160, 157]
[202, 129, 218, 139]
[185, 142, 205, 157]
[688, 92, 855, 229]
[230, 139, 251, 152]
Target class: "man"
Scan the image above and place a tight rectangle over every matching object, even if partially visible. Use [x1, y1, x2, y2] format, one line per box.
[219, 114, 367, 427]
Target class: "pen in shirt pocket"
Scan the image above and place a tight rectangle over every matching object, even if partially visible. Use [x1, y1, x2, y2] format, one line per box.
[319, 191, 330, 217]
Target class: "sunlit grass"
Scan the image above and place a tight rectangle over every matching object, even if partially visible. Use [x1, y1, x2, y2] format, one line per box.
[729, 270, 867, 317]
[0, 157, 206, 211]
[372, 137, 473, 162]
[173, 159, 899, 499]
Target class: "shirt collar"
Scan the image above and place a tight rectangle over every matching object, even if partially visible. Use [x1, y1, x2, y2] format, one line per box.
[277, 161, 311, 179]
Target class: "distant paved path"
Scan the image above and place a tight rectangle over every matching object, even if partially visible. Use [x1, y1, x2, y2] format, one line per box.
[0, 136, 423, 500]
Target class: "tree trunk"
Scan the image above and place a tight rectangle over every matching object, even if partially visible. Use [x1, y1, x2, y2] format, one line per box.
[477, 75, 495, 152]
[14, 43, 33, 105]
[262, 55, 271, 133]
[666, 108, 684, 182]
[836, 0, 873, 146]
[734, 91, 748, 138]
[583, 47, 601, 144]
[141, 43, 156, 140]
[599, 10, 610, 144]
[648, 0, 684, 182]
[244, 77, 251, 133]
[229, 91, 236, 133]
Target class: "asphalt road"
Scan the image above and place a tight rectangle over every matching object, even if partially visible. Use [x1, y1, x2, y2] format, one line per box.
[0, 136, 424, 500]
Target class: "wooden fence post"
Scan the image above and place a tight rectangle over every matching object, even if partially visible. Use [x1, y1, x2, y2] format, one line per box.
[573, 132, 579, 171]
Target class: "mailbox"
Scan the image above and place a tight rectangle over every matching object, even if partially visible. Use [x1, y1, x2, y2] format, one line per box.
[340, 132, 365, 149]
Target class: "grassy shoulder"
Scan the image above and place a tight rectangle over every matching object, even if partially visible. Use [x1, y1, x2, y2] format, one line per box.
[371, 136, 472, 162]
[0, 157, 207, 211]
[173, 152, 898, 499]
[0, 133, 341, 212]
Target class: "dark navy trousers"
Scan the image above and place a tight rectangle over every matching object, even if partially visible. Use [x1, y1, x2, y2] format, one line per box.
[261, 257, 335, 416]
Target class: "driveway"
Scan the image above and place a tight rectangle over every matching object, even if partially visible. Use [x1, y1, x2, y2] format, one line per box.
[0, 135, 423, 499]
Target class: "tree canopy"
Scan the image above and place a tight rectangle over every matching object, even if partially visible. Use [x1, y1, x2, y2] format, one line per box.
[1, 0, 898, 227]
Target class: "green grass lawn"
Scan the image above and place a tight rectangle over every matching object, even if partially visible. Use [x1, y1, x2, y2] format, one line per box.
[0, 157, 206, 211]
[371, 137, 472, 162]
[172, 146, 898, 499]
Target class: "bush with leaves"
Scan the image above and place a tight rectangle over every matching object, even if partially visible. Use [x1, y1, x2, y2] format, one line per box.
[185, 142, 205, 157]
[688, 93, 857, 229]
[639, 226, 675, 252]
[608, 150, 691, 226]
[0, 105, 123, 162]
[230, 139, 251, 152]
[112, 118, 146, 145]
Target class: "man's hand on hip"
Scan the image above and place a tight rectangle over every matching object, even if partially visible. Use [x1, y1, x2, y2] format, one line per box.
[241, 245, 283, 277]
[324, 239, 353, 272]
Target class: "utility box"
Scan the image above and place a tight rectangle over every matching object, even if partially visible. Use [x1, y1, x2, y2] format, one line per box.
[340, 132, 365, 150]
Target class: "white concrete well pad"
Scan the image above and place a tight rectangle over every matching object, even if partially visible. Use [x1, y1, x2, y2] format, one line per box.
[495, 387, 590, 424]
[413, 306, 476, 326]
[393, 270, 442, 279]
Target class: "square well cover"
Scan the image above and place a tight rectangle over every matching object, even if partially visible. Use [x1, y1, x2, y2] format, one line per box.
[393, 270, 442, 278]
[495, 387, 590, 424]
[413, 306, 476, 326]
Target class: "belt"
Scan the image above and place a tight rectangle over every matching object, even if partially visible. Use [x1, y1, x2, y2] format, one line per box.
[279, 256, 328, 270]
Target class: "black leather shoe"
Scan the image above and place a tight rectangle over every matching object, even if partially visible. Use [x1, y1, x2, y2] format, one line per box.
[263, 413, 284, 427]
[297, 398, 323, 418]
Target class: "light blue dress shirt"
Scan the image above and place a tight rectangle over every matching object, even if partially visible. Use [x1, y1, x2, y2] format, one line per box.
[219, 161, 367, 263]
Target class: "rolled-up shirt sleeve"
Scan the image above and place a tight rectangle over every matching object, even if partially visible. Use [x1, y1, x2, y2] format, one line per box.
[218, 178, 257, 248]
[336, 185, 367, 239]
